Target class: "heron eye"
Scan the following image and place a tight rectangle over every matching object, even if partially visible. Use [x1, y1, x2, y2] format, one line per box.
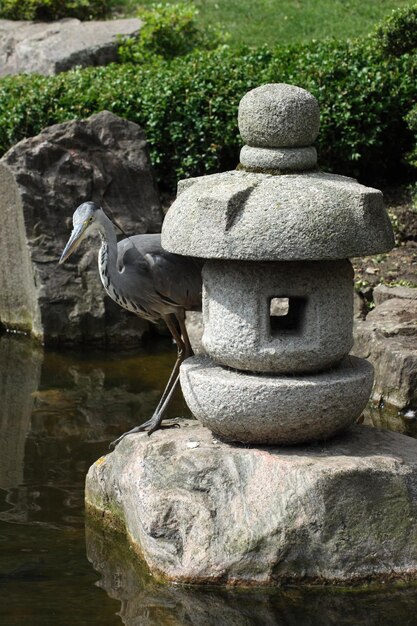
[88, 216, 94, 222]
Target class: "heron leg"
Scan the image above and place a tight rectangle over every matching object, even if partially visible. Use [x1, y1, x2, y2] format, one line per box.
[176, 309, 193, 357]
[149, 310, 193, 413]
[109, 312, 192, 450]
[108, 376, 181, 450]
[109, 356, 182, 450]
[138, 373, 181, 435]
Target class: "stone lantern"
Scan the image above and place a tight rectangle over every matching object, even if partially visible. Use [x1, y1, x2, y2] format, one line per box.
[162, 83, 394, 444]
[86, 84, 417, 587]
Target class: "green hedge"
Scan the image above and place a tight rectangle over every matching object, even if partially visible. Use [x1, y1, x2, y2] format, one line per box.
[0, 17, 416, 191]
[118, 2, 224, 63]
[406, 104, 417, 168]
[374, 3, 417, 57]
[0, 0, 109, 20]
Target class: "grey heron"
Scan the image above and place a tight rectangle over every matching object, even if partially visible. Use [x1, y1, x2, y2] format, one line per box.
[59, 201, 202, 449]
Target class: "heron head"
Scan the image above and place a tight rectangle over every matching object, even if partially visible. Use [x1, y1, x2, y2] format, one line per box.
[59, 201, 100, 264]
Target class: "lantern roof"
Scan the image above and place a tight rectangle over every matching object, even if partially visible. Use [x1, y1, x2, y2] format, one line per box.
[162, 84, 394, 261]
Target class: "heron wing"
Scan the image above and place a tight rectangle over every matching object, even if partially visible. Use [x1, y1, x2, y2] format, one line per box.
[117, 234, 161, 274]
[145, 249, 203, 310]
[118, 234, 202, 311]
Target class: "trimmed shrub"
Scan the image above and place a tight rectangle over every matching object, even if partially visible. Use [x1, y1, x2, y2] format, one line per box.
[405, 105, 417, 169]
[0, 0, 109, 21]
[374, 4, 417, 57]
[265, 39, 416, 182]
[0, 18, 416, 192]
[118, 2, 224, 63]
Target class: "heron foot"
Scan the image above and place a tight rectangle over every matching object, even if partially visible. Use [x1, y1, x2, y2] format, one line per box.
[146, 416, 180, 436]
[109, 418, 180, 451]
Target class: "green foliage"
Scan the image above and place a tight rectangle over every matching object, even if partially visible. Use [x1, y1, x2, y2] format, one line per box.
[405, 105, 417, 169]
[0, 0, 109, 20]
[268, 37, 416, 182]
[0, 10, 416, 192]
[118, 2, 224, 63]
[374, 4, 417, 57]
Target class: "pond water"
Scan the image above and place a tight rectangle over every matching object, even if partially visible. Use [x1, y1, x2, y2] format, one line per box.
[1, 333, 417, 626]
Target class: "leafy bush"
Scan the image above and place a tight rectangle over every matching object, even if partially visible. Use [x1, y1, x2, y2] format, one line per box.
[118, 2, 224, 63]
[0, 11, 416, 192]
[265, 38, 417, 182]
[374, 4, 417, 57]
[405, 105, 417, 168]
[0, 0, 109, 20]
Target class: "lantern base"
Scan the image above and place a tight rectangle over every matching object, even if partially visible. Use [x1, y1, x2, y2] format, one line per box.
[180, 355, 374, 445]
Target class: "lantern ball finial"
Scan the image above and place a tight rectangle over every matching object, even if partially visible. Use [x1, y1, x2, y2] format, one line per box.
[238, 84, 320, 171]
[238, 83, 320, 148]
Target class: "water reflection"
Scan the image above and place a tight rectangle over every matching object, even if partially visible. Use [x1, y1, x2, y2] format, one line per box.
[0, 335, 43, 492]
[363, 403, 417, 438]
[0, 333, 187, 625]
[0, 335, 187, 528]
[86, 519, 417, 626]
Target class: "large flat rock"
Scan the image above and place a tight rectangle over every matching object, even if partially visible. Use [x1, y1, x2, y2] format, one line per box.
[0, 18, 141, 76]
[86, 421, 417, 585]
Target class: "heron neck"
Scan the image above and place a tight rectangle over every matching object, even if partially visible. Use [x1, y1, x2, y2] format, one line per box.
[98, 211, 119, 279]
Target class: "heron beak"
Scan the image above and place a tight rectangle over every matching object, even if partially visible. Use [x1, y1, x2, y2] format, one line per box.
[59, 223, 87, 264]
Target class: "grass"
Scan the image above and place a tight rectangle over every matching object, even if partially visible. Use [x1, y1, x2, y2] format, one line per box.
[112, 0, 416, 46]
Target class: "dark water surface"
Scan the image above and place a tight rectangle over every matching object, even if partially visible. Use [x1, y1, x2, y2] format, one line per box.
[1, 334, 417, 626]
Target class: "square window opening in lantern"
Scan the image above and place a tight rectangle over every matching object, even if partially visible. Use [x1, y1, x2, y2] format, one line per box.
[269, 296, 308, 335]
